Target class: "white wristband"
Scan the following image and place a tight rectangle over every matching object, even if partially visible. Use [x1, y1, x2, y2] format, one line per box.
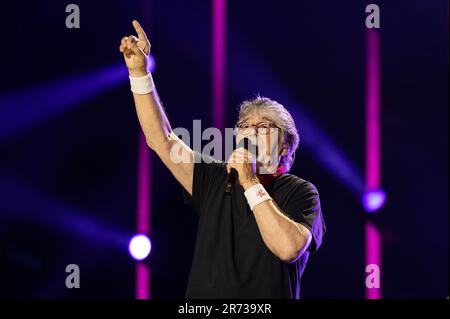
[244, 183, 272, 210]
[129, 73, 154, 94]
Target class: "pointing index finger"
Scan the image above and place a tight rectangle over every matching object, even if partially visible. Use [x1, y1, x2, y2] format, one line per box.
[132, 20, 148, 42]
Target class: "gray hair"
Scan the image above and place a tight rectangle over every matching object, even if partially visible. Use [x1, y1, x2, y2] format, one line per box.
[237, 96, 300, 172]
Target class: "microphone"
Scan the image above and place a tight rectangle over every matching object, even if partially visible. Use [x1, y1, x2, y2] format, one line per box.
[225, 137, 253, 193]
[225, 169, 238, 193]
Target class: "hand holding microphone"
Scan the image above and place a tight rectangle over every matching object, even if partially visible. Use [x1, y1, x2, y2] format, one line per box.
[225, 138, 259, 193]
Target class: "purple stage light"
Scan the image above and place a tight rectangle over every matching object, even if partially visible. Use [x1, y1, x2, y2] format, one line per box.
[362, 189, 386, 212]
[0, 64, 128, 143]
[129, 234, 152, 261]
[147, 54, 156, 73]
[212, 0, 227, 131]
[135, 132, 152, 298]
[365, 221, 382, 299]
[364, 28, 383, 298]
[0, 174, 129, 248]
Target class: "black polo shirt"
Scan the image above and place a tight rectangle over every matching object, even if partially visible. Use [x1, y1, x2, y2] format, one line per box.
[183, 153, 326, 298]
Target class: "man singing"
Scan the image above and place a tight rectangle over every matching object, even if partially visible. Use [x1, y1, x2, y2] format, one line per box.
[120, 20, 326, 299]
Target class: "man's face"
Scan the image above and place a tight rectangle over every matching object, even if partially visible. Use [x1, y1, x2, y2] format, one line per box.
[235, 114, 283, 174]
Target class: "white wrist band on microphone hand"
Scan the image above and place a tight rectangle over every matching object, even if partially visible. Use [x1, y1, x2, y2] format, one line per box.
[129, 72, 154, 94]
[244, 183, 272, 210]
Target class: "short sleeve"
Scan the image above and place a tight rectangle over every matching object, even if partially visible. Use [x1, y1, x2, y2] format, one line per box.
[182, 152, 225, 216]
[282, 180, 326, 253]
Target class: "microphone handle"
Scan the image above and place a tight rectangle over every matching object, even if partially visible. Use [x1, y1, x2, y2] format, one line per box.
[225, 168, 238, 193]
[225, 138, 251, 193]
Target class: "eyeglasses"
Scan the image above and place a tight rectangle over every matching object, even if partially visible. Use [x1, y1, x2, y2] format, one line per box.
[235, 122, 281, 136]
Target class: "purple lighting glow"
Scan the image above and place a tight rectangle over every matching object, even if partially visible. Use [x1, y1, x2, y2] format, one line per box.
[365, 222, 382, 299]
[135, 132, 152, 298]
[212, 0, 227, 131]
[147, 54, 156, 73]
[0, 64, 127, 143]
[366, 29, 381, 190]
[129, 234, 152, 261]
[365, 28, 383, 299]
[362, 189, 386, 212]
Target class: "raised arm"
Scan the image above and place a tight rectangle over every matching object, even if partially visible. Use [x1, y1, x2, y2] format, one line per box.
[120, 20, 194, 194]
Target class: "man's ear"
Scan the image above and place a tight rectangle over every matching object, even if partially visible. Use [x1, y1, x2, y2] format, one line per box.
[280, 144, 289, 156]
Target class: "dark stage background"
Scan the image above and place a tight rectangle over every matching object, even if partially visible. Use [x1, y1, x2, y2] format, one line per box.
[0, 0, 448, 298]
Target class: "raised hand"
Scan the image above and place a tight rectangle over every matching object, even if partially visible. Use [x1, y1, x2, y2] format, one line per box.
[119, 20, 151, 76]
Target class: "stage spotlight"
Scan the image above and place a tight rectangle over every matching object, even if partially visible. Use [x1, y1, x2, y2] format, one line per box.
[129, 234, 152, 261]
[362, 189, 386, 212]
[0, 64, 128, 143]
